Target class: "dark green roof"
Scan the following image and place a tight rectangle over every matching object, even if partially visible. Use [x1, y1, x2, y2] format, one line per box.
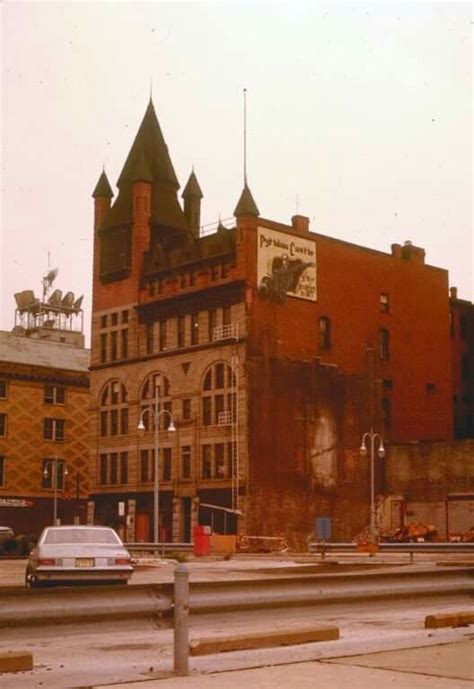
[132, 152, 153, 183]
[102, 100, 188, 231]
[234, 185, 260, 217]
[117, 100, 179, 189]
[92, 170, 113, 198]
[182, 170, 203, 199]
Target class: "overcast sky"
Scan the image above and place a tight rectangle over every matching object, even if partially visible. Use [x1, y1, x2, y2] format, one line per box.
[2, 1, 472, 345]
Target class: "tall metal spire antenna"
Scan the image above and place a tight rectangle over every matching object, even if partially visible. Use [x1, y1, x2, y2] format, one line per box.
[150, 77, 153, 102]
[243, 88, 248, 187]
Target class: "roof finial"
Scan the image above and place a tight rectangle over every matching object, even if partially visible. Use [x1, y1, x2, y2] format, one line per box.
[243, 88, 248, 187]
[149, 77, 153, 103]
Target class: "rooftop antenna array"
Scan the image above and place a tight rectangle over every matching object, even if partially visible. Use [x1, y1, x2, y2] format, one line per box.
[13, 264, 84, 336]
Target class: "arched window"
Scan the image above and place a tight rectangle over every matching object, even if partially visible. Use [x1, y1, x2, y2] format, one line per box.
[379, 328, 390, 360]
[319, 316, 331, 350]
[100, 380, 128, 437]
[201, 362, 236, 426]
[140, 372, 173, 430]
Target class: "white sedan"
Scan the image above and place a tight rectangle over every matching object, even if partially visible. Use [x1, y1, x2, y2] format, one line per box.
[25, 525, 133, 587]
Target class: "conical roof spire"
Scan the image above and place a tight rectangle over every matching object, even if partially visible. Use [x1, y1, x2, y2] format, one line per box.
[182, 170, 203, 199]
[117, 99, 179, 190]
[92, 170, 113, 198]
[234, 184, 260, 217]
[132, 152, 153, 183]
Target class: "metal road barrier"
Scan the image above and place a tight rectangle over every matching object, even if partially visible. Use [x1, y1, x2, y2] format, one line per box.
[126, 542, 193, 555]
[309, 541, 474, 562]
[0, 566, 472, 630]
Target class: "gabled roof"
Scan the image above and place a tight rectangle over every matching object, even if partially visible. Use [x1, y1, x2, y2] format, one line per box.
[92, 170, 113, 199]
[182, 170, 203, 199]
[234, 185, 260, 217]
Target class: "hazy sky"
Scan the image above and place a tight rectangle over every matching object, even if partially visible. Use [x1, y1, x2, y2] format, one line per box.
[2, 1, 472, 345]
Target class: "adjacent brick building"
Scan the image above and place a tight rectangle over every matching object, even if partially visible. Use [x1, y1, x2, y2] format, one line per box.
[0, 328, 90, 535]
[89, 99, 456, 545]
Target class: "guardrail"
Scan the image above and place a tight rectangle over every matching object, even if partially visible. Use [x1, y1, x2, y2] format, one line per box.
[309, 541, 474, 563]
[126, 542, 193, 555]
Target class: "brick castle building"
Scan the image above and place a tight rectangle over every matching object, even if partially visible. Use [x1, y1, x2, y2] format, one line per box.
[89, 99, 456, 546]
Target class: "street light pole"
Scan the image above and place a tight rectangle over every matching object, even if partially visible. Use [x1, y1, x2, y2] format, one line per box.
[137, 391, 176, 547]
[360, 429, 385, 542]
[44, 459, 68, 526]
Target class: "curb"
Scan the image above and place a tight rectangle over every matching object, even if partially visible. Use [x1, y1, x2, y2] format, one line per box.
[0, 651, 33, 673]
[189, 626, 340, 655]
[425, 611, 474, 628]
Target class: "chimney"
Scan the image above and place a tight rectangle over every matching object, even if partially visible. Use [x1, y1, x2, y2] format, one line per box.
[291, 215, 310, 235]
[401, 240, 425, 264]
[450, 286, 458, 300]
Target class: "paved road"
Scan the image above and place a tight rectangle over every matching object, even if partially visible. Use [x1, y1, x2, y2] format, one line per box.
[0, 591, 472, 688]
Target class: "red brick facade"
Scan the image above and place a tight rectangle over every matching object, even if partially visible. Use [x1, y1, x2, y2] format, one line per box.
[89, 100, 455, 546]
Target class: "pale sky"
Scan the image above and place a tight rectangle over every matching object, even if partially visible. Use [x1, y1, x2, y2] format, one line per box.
[1, 1, 472, 346]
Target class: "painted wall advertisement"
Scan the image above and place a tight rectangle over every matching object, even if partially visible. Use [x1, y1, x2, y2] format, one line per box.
[257, 227, 317, 302]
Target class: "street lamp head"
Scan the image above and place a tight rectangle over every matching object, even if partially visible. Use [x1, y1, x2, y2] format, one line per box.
[137, 419, 146, 432]
[168, 419, 176, 433]
[43, 467, 48, 478]
[359, 443, 367, 457]
[64, 465, 69, 476]
[377, 443, 386, 459]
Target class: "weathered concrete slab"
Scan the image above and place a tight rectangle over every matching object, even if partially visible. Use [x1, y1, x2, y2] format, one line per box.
[189, 625, 339, 655]
[0, 650, 33, 673]
[425, 611, 474, 628]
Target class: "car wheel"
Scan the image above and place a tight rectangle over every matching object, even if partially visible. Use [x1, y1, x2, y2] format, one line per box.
[25, 568, 38, 588]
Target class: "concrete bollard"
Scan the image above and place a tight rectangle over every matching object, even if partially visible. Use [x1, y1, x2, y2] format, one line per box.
[173, 563, 189, 677]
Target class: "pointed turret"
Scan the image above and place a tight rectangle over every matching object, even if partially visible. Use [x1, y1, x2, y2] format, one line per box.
[92, 169, 114, 231]
[92, 170, 113, 199]
[182, 170, 203, 236]
[234, 184, 260, 218]
[103, 99, 187, 231]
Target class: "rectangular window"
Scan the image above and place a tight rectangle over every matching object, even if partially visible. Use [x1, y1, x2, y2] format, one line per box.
[162, 448, 172, 481]
[426, 383, 437, 394]
[0, 381, 7, 399]
[122, 310, 129, 324]
[42, 459, 66, 490]
[202, 445, 212, 479]
[121, 330, 128, 359]
[180, 273, 187, 289]
[110, 409, 119, 436]
[181, 446, 191, 479]
[120, 408, 128, 435]
[223, 306, 231, 326]
[202, 397, 212, 426]
[215, 363, 225, 389]
[182, 398, 191, 420]
[100, 454, 108, 485]
[110, 331, 118, 361]
[111, 313, 118, 326]
[120, 452, 128, 485]
[383, 379, 393, 390]
[191, 312, 199, 345]
[100, 333, 107, 363]
[44, 385, 66, 405]
[319, 317, 331, 350]
[380, 293, 390, 313]
[159, 320, 167, 351]
[221, 262, 229, 279]
[208, 309, 217, 342]
[0, 414, 7, 437]
[215, 394, 224, 424]
[177, 316, 185, 348]
[379, 329, 390, 360]
[109, 453, 118, 485]
[100, 411, 108, 437]
[210, 264, 219, 281]
[189, 271, 195, 287]
[215, 443, 226, 478]
[146, 323, 154, 354]
[0, 456, 5, 486]
[44, 418, 65, 441]
[140, 449, 149, 483]
[100, 315, 107, 329]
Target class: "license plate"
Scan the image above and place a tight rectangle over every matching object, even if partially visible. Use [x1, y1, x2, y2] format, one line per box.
[75, 558, 94, 567]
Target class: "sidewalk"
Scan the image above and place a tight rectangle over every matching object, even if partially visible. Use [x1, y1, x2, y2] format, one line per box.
[93, 640, 473, 689]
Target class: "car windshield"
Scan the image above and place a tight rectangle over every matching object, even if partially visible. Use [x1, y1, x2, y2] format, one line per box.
[43, 528, 121, 545]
